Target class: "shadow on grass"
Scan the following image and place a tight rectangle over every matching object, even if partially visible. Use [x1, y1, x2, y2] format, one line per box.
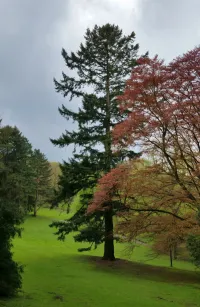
[25, 210, 67, 221]
[80, 255, 200, 286]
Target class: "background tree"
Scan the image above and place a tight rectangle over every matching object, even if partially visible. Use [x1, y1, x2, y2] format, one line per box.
[187, 235, 200, 268]
[29, 149, 52, 217]
[50, 23, 143, 260]
[0, 124, 33, 296]
[151, 215, 191, 267]
[50, 162, 61, 191]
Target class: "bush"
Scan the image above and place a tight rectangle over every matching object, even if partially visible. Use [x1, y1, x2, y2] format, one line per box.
[187, 235, 200, 268]
[0, 245, 24, 297]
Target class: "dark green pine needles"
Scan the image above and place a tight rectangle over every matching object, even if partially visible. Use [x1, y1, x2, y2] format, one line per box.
[29, 149, 52, 217]
[0, 125, 31, 296]
[50, 24, 145, 260]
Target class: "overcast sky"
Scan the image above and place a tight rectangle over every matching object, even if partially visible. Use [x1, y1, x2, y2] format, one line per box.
[0, 0, 199, 162]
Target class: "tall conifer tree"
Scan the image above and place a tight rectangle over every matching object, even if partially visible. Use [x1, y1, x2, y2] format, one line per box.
[0, 124, 32, 296]
[29, 149, 52, 217]
[51, 24, 143, 260]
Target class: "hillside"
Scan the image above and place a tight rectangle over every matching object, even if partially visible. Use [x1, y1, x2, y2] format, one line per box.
[1, 208, 199, 307]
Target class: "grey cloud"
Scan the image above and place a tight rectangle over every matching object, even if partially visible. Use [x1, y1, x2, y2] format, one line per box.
[0, 0, 71, 161]
[0, 0, 199, 161]
[140, 0, 200, 30]
[136, 0, 200, 60]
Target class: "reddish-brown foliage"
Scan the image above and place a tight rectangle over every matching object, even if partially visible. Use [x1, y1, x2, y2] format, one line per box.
[88, 47, 200, 252]
[113, 47, 200, 207]
[88, 160, 199, 257]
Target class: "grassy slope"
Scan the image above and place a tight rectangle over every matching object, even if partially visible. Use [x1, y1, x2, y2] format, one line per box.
[1, 208, 200, 307]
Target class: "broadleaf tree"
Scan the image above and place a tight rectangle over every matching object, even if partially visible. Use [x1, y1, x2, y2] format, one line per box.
[88, 159, 199, 267]
[50, 24, 145, 260]
[88, 46, 200, 262]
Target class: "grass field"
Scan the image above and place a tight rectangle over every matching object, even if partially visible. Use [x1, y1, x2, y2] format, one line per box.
[1, 208, 200, 307]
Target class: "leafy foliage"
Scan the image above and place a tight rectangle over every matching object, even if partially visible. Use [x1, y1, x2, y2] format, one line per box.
[88, 46, 200, 259]
[89, 158, 200, 266]
[113, 47, 200, 210]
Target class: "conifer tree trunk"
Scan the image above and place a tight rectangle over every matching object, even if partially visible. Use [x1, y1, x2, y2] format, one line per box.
[33, 185, 38, 217]
[103, 209, 115, 260]
[102, 45, 115, 261]
[33, 201, 37, 217]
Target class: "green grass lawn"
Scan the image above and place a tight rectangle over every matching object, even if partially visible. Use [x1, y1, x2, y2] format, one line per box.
[1, 208, 200, 307]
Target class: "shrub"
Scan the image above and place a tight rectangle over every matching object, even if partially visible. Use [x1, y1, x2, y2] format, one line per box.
[187, 235, 200, 268]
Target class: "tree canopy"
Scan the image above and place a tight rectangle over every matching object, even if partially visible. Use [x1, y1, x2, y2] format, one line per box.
[0, 124, 32, 296]
[0, 123, 53, 296]
[50, 23, 143, 260]
[88, 46, 200, 263]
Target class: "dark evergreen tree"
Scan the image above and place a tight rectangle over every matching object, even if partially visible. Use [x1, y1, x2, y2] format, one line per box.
[29, 149, 52, 217]
[187, 235, 200, 268]
[0, 124, 32, 296]
[50, 24, 144, 260]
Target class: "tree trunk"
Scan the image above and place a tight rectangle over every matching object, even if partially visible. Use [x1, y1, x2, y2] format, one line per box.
[102, 208, 115, 261]
[33, 204, 37, 217]
[170, 248, 173, 267]
[33, 186, 38, 217]
[173, 244, 178, 260]
[102, 40, 115, 261]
